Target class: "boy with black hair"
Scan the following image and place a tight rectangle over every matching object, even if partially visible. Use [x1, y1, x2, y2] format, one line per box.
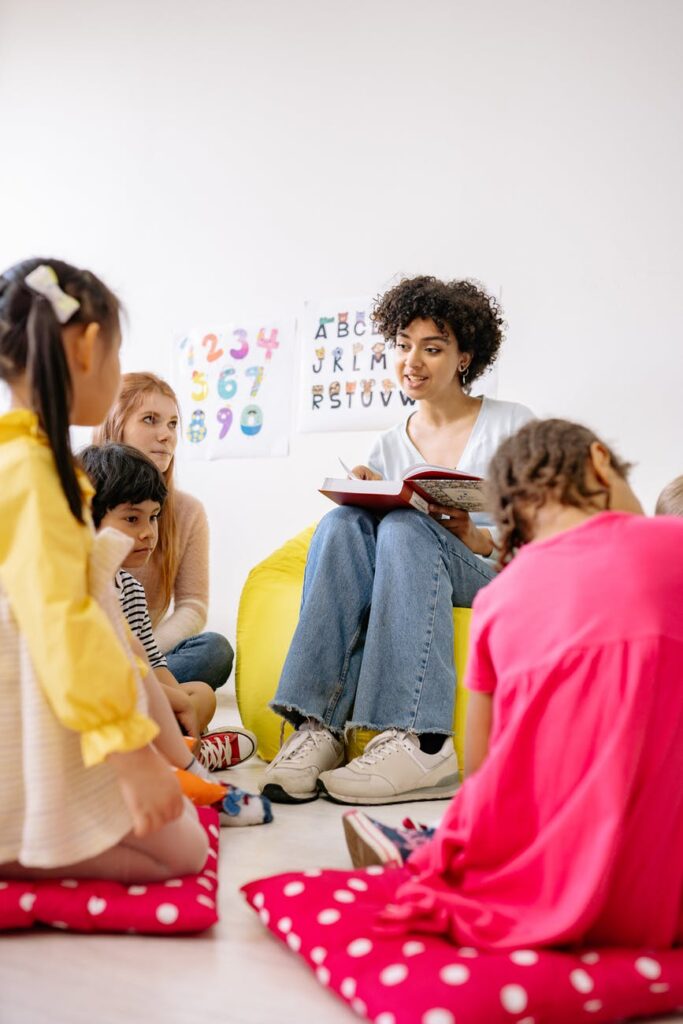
[80, 443, 256, 775]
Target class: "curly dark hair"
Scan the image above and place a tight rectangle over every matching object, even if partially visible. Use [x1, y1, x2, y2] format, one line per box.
[487, 419, 633, 567]
[372, 276, 504, 388]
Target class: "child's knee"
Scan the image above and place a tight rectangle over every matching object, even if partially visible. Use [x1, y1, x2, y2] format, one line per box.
[167, 804, 210, 876]
[184, 681, 216, 729]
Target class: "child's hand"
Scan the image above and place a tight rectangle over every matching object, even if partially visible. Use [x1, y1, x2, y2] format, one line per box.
[351, 465, 383, 480]
[108, 745, 184, 837]
[163, 685, 201, 752]
[428, 505, 495, 557]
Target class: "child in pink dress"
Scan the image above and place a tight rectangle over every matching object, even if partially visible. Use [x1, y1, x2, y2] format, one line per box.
[362, 417, 683, 950]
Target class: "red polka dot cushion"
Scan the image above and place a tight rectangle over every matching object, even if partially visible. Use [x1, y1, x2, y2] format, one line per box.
[0, 807, 219, 935]
[242, 867, 683, 1024]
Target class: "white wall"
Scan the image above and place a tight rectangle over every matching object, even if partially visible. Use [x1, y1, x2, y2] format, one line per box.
[2, 0, 682, 650]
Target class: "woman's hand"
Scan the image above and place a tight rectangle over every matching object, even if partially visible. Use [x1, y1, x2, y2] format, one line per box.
[350, 465, 383, 481]
[428, 504, 495, 557]
[108, 745, 184, 837]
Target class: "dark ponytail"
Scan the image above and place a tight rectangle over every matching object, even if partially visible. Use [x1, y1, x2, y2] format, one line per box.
[0, 257, 120, 524]
[25, 295, 83, 521]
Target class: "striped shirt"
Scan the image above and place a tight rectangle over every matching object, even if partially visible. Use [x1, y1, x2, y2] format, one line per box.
[115, 569, 167, 670]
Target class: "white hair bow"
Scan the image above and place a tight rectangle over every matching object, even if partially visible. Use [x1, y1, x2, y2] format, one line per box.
[24, 264, 80, 324]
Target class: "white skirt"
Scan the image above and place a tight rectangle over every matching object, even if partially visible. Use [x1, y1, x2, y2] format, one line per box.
[0, 529, 148, 868]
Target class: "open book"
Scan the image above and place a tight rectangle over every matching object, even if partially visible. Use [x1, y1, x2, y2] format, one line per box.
[320, 464, 487, 514]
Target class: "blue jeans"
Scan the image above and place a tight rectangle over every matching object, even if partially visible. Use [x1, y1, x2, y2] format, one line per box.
[165, 632, 233, 691]
[270, 506, 496, 736]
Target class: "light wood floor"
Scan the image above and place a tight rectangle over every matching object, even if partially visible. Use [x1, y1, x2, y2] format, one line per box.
[2, 698, 681, 1024]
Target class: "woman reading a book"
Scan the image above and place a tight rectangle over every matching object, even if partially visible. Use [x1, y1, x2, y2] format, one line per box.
[263, 276, 533, 806]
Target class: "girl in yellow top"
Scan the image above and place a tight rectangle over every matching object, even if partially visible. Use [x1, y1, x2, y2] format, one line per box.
[0, 258, 208, 882]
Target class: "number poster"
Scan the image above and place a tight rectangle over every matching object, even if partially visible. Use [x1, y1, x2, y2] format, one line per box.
[174, 322, 294, 459]
[297, 297, 416, 433]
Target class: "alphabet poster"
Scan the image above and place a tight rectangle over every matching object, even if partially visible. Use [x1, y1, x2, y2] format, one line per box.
[297, 298, 416, 432]
[297, 297, 498, 433]
[173, 322, 294, 459]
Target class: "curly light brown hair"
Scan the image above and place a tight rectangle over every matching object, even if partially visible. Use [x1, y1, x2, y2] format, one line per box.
[487, 419, 633, 567]
[372, 276, 504, 388]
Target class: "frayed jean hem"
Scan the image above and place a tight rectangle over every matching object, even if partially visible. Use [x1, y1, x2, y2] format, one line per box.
[268, 700, 344, 738]
[344, 719, 454, 738]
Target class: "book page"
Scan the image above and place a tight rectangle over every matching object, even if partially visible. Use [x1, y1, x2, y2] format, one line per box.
[412, 478, 486, 513]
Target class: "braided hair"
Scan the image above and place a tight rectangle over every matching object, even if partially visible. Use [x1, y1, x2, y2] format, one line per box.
[0, 258, 120, 522]
[487, 419, 633, 567]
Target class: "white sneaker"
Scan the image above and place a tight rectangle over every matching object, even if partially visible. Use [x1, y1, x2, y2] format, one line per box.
[318, 730, 458, 805]
[261, 720, 344, 803]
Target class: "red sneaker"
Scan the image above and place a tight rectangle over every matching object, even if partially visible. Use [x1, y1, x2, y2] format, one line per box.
[198, 727, 258, 771]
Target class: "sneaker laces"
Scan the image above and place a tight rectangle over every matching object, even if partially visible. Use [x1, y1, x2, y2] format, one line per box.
[271, 723, 333, 766]
[353, 729, 414, 766]
[199, 734, 233, 772]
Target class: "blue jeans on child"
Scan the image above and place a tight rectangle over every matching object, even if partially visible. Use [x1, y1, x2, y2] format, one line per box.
[165, 632, 234, 690]
[270, 506, 496, 736]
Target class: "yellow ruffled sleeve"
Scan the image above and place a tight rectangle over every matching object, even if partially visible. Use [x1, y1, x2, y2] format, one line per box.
[0, 440, 159, 766]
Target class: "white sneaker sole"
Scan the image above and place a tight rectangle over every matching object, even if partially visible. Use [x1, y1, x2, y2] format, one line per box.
[319, 778, 458, 806]
[342, 810, 403, 867]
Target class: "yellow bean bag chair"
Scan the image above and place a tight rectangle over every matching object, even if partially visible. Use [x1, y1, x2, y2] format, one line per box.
[236, 525, 472, 771]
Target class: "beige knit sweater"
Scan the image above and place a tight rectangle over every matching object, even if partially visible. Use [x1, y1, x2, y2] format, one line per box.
[133, 490, 209, 654]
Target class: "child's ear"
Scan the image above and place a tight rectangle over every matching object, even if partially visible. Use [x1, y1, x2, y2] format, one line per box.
[65, 322, 101, 373]
[588, 441, 614, 488]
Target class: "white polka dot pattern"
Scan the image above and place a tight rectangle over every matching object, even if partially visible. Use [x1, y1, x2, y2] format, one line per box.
[284, 881, 305, 897]
[510, 950, 538, 966]
[340, 977, 356, 999]
[635, 957, 661, 980]
[317, 908, 341, 925]
[87, 897, 106, 916]
[155, 903, 179, 925]
[316, 966, 330, 986]
[380, 964, 409, 986]
[347, 938, 373, 957]
[422, 1010, 455, 1024]
[569, 969, 594, 994]
[334, 889, 356, 904]
[500, 983, 528, 1014]
[440, 964, 470, 986]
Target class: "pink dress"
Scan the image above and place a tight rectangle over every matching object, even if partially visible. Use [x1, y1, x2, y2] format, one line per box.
[381, 512, 683, 950]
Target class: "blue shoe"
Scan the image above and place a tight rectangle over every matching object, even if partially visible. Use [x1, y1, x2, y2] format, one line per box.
[342, 809, 435, 867]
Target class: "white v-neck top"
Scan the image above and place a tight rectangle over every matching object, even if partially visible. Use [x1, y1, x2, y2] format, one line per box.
[367, 397, 535, 534]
